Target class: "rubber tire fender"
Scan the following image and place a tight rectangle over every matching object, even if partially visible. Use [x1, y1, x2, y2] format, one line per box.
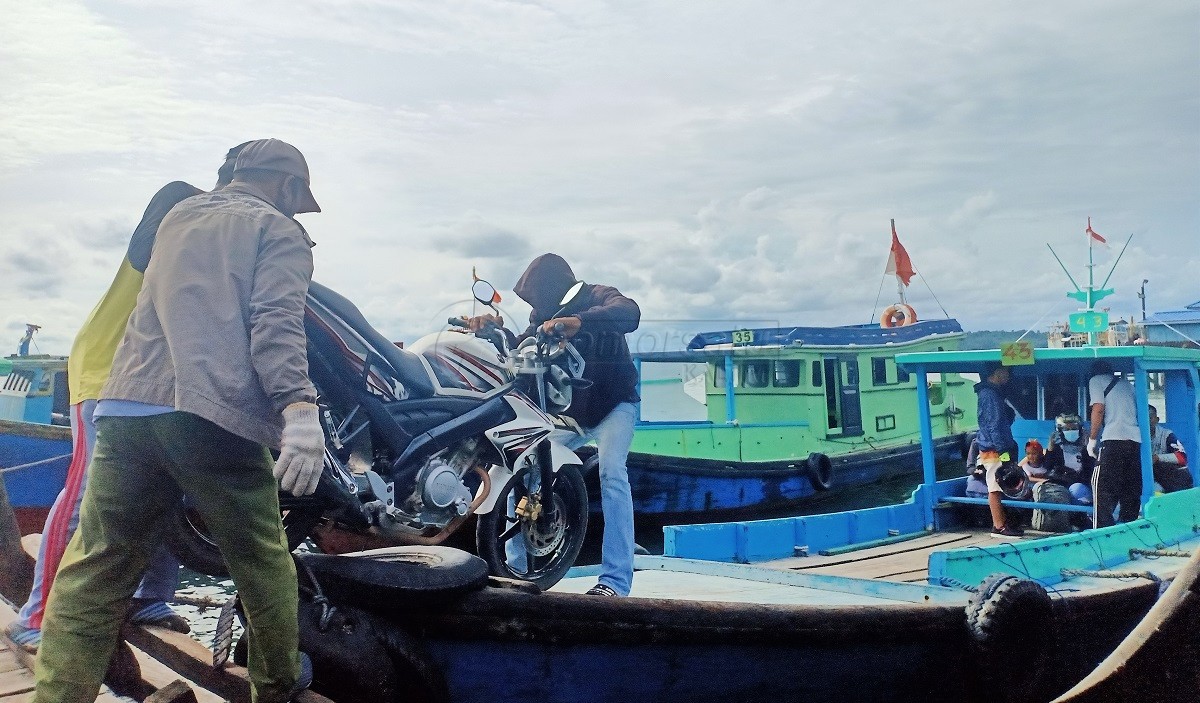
[297, 545, 490, 608]
[806, 452, 834, 491]
[965, 573, 1055, 703]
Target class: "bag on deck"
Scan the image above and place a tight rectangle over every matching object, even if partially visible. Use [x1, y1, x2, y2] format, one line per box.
[1031, 481, 1072, 532]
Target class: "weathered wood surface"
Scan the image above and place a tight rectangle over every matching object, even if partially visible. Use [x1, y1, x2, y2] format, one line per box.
[0, 420, 71, 443]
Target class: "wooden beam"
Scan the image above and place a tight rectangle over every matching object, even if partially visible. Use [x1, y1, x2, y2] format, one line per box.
[144, 680, 199, 703]
[122, 625, 333, 703]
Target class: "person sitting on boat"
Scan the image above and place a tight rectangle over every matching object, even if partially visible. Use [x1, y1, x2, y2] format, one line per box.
[1148, 405, 1192, 493]
[468, 253, 641, 597]
[974, 362, 1023, 537]
[3, 143, 253, 654]
[1043, 412, 1095, 505]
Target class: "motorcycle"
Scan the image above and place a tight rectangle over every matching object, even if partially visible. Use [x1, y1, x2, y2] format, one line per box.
[167, 276, 592, 589]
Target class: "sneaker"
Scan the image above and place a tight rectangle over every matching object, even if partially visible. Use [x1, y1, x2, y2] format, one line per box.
[585, 583, 620, 597]
[991, 525, 1025, 537]
[127, 598, 191, 634]
[4, 621, 40, 654]
[289, 652, 313, 700]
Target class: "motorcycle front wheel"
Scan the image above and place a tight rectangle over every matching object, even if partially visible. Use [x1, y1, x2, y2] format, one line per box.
[476, 462, 588, 590]
[164, 501, 324, 577]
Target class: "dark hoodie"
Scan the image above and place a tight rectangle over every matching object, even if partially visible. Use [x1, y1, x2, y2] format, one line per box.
[513, 253, 640, 427]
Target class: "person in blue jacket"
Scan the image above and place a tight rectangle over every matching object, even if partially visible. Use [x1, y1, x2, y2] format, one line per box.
[974, 362, 1022, 536]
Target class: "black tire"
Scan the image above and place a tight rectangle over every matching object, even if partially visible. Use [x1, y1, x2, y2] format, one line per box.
[165, 502, 322, 577]
[965, 573, 1055, 703]
[476, 462, 588, 590]
[806, 452, 833, 491]
[297, 545, 489, 606]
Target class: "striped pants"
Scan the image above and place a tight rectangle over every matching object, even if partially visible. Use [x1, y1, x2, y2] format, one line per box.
[15, 400, 179, 631]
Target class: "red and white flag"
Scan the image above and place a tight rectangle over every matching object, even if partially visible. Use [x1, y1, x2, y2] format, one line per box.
[884, 220, 915, 286]
[1086, 217, 1108, 247]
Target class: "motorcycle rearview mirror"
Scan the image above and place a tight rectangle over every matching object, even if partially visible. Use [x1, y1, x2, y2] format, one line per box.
[554, 280, 586, 315]
[472, 279, 501, 307]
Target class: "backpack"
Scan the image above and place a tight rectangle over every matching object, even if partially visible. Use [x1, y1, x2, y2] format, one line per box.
[1031, 481, 1072, 532]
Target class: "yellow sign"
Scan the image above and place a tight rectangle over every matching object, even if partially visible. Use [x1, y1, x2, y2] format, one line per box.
[1000, 341, 1034, 366]
[732, 329, 755, 345]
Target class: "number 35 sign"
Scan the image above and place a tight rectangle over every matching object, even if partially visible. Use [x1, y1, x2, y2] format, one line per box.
[1000, 341, 1034, 366]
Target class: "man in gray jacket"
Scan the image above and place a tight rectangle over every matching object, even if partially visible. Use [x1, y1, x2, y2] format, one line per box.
[34, 139, 325, 703]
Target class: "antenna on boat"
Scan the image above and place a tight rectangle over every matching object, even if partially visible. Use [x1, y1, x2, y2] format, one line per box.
[1047, 218, 1135, 346]
[17, 323, 41, 357]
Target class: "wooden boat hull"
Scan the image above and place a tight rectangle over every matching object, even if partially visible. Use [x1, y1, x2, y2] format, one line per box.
[299, 567, 1162, 703]
[0, 419, 71, 535]
[583, 432, 969, 523]
[1053, 547, 1200, 702]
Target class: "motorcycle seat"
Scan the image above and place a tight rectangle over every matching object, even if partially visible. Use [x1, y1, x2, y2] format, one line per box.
[307, 281, 435, 398]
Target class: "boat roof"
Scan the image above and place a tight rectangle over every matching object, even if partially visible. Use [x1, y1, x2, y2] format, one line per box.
[895, 344, 1200, 374]
[635, 319, 964, 362]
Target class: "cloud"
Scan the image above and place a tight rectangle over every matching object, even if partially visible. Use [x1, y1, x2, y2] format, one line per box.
[0, 0, 1196, 352]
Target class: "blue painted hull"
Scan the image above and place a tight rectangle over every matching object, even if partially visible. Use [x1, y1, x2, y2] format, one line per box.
[584, 433, 968, 522]
[298, 568, 1158, 703]
[0, 419, 71, 534]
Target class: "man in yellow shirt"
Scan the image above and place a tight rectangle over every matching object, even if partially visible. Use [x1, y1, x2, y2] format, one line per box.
[5, 143, 250, 652]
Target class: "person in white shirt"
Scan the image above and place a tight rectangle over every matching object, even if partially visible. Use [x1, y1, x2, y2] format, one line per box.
[1087, 361, 1142, 527]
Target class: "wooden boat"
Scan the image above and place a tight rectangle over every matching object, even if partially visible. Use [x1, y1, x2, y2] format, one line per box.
[609, 317, 977, 522]
[0, 354, 71, 535]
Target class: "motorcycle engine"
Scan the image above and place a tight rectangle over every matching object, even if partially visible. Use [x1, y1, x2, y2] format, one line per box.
[403, 438, 483, 526]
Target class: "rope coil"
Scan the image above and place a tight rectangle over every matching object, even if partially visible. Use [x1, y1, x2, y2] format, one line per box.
[1060, 568, 1160, 583]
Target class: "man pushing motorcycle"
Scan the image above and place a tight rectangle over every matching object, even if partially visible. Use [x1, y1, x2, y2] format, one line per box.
[471, 253, 641, 597]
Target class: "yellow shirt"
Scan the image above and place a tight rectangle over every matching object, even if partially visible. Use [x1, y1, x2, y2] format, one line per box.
[67, 259, 143, 404]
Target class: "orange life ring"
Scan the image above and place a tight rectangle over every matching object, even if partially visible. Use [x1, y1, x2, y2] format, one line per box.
[881, 303, 917, 328]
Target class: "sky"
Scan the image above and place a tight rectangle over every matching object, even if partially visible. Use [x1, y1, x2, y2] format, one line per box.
[2, 0, 1197, 356]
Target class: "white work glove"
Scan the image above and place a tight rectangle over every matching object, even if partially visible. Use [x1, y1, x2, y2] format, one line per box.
[1086, 438, 1098, 458]
[274, 402, 324, 497]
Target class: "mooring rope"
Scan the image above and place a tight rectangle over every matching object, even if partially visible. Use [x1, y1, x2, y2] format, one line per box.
[0, 453, 71, 475]
[937, 576, 977, 592]
[1061, 568, 1160, 583]
[1129, 547, 1193, 559]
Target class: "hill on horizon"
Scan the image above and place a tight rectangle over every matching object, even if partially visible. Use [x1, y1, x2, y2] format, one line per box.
[960, 330, 1048, 350]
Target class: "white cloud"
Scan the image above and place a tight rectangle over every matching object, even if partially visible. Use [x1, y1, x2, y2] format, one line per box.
[0, 0, 1196, 356]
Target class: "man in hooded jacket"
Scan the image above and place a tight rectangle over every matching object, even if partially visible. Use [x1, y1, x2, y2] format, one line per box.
[472, 253, 640, 596]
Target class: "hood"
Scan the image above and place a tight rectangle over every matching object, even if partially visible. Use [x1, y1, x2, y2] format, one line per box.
[514, 253, 578, 314]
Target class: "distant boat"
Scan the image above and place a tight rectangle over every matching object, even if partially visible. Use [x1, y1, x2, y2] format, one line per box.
[598, 316, 977, 522]
[0, 352, 71, 535]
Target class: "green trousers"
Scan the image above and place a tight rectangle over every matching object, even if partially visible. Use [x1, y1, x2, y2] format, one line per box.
[34, 412, 300, 703]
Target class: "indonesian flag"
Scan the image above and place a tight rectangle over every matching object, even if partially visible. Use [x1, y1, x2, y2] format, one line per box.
[1086, 217, 1108, 247]
[885, 220, 915, 286]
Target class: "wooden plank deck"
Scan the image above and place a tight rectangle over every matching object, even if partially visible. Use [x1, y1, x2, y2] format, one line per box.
[761, 528, 1028, 582]
[1, 534, 333, 703]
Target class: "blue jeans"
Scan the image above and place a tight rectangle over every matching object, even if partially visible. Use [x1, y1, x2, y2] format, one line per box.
[569, 403, 637, 595]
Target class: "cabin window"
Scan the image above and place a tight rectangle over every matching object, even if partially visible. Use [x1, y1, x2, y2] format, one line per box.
[713, 363, 740, 388]
[927, 373, 945, 405]
[1008, 375, 1038, 420]
[871, 357, 889, 386]
[876, 414, 896, 432]
[843, 361, 859, 386]
[811, 363, 823, 387]
[1044, 373, 1080, 419]
[743, 360, 770, 388]
[774, 360, 801, 387]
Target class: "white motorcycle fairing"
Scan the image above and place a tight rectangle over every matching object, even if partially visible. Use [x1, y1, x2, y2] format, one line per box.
[474, 394, 583, 514]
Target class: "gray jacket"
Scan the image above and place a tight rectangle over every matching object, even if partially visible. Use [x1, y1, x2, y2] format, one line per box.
[102, 182, 317, 449]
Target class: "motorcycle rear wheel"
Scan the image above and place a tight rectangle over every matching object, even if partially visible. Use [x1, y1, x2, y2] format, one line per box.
[165, 502, 324, 577]
[476, 462, 588, 590]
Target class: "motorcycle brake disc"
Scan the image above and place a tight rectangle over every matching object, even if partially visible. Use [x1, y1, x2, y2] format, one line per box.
[521, 494, 566, 557]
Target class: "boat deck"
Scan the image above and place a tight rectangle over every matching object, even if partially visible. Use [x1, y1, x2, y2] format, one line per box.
[558, 526, 1200, 606]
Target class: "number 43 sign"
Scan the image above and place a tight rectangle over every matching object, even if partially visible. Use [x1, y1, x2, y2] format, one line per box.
[1000, 341, 1034, 366]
